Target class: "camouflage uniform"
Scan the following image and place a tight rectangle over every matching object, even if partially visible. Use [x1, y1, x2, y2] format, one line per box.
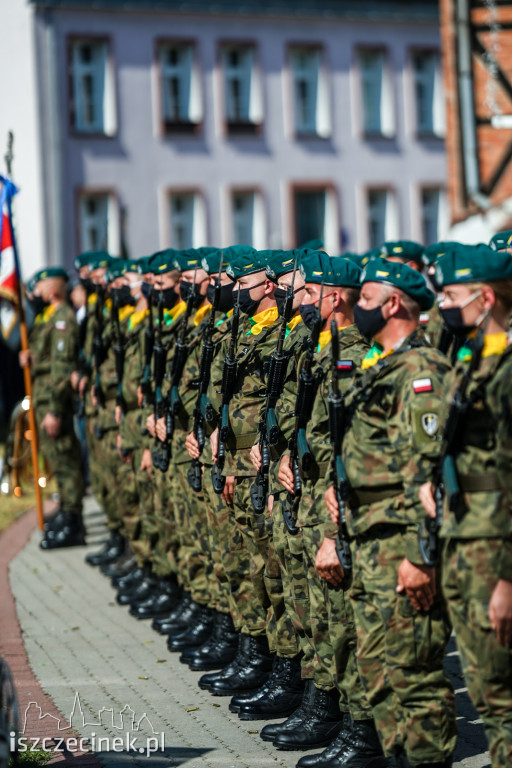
[30, 303, 84, 516]
[342, 329, 457, 764]
[439, 343, 512, 767]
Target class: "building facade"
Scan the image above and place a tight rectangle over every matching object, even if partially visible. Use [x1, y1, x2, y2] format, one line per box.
[1, 0, 446, 275]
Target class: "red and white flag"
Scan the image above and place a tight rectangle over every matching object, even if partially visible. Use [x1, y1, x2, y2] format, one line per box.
[0, 175, 21, 347]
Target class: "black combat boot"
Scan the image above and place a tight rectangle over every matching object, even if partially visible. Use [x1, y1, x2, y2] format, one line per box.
[116, 564, 157, 606]
[85, 529, 125, 566]
[40, 514, 86, 550]
[208, 635, 273, 696]
[260, 679, 315, 742]
[296, 718, 387, 767]
[198, 634, 248, 691]
[112, 564, 145, 590]
[129, 576, 181, 619]
[187, 612, 239, 671]
[100, 550, 135, 578]
[168, 605, 214, 652]
[179, 610, 223, 663]
[237, 653, 305, 720]
[42, 507, 67, 532]
[272, 685, 345, 751]
[151, 592, 195, 635]
[164, 600, 204, 648]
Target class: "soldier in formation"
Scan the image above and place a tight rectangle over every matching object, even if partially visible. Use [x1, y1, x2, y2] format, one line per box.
[23, 234, 512, 768]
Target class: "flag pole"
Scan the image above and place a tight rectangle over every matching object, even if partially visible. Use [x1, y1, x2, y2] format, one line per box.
[4, 132, 45, 530]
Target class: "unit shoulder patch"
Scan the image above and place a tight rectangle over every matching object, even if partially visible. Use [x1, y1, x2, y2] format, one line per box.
[421, 412, 439, 436]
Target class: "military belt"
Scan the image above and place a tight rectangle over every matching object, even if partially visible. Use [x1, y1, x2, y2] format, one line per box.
[458, 473, 500, 493]
[349, 484, 403, 507]
[233, 433, 259, 450]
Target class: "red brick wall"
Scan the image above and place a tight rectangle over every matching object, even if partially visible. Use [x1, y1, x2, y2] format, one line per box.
[440, 0, 512, 225]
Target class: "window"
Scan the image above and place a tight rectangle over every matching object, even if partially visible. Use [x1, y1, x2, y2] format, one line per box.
[293, 187, 338, 253]
[421, 188, 447, 245]
[290, 47, 331, 138]
[70, 39, 116, 135]
[231, 191, 266, 248]
[169, 192, 206, 249]
[159, 43, 202, 132]
[367, 189, 398, 248]
[221, 45, 263, 133]
[412, 51, 445, 136]
[358, 48, 394, 137]
[79, 193, 120, 254]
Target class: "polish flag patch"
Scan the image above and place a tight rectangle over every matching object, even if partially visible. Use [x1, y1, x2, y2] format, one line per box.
[412, 378, 433, 393]
[55, 320, 67, 331]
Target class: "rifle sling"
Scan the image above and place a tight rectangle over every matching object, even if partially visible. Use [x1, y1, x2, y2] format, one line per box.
[349, 483, 403, 507]
[458, 472, 500, 493]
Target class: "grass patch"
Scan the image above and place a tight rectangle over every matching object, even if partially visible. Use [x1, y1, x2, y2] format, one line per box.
[9, 747, 52, 768]
[0, 444, 56, 534]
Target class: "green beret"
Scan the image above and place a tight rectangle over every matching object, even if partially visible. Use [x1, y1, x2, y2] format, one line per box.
[173, 249, 203, 273]
[200, 249, 229, 275]
[341, 251, 382, 270]
[105, 259, 130, 283]
[150, 249, 180, 274]
[435, 243, 512, 287]
[29, 266, 69, 288]
[421, 241, 461, 267]
[298, 238, 325, 251]
[329, 256, 363, 288]
[265, 250, 299, 282]
[73, 250, 111, 271]
[299, 251, 332, 284]
[361, 259, 435, 311]
[489, 230, 512, 252]
[225, 246, 265, 280]
[136, 256, 151, 275]
[381, 240, 424, 265]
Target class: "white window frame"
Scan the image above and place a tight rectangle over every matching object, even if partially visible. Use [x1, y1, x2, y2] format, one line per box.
[159, 42, 202, 129]
[366, 188, 398, 249]
[292, 186, 338, 254]
[231, 190, 266, 249]
[169, 191, 206, 249]
[357, 48, 395, 138]
[411, 49, 445, 137]
[78, 192, 120, 255]
[221, 44, 263, 130]
[289, 46, 331, 138]
[70, 39, 116, 135]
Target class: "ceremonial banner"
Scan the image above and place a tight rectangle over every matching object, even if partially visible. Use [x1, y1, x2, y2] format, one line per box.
[0, 175, 21, 347]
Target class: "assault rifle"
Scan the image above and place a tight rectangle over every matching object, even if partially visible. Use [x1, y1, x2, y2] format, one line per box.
[188, 254, 224, 492]
[212, 289, 241, 495]
[418, 330, 484, 566]
[92, 284, 106, 413]
[328, 321, 352, 577]
[281, 283, 324, 534]
[250, 261, 297, 513]
[76, 282, 93, 419]
[140, 284, 155, 408]
[151, 295, 169, 471]
[112, 296, 126, 413]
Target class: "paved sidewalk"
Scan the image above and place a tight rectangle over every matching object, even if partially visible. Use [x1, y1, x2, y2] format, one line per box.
[8, 496, 491, 768]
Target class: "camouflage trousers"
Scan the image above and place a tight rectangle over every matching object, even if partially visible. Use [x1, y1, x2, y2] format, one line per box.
[442, 537, 512, 768]
[92, 425, 139, 534]
[169, 461, 209, 605]
[150, 463, 179, 579]
[272, 493, 315, 676]
[125, 446, 154, 565]
[202, 467, 237, 617]
[36, 403, 84, 516]
[232, 478, 297, 653]
[350, 527, 457, 764]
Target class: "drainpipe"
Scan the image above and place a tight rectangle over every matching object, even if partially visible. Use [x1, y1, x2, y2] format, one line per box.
[44, 9, 64, 266]
[456, 0, 490, 210]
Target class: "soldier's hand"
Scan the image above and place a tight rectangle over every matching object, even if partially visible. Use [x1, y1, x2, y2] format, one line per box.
[91, 385, 98, 408]
[325, 485, 339, 526]
[278, 455, 294, 494]
[156, 417, 167, 442]
[315, 537, 344, 587]
[140, 448, 152, 478]
[222, 475, 235, 506]
[79, 376, 89, 398]
[396, 558, 436, 612]
[268, 494, 274, 514]
[419, 482, 436, 519]
[146, 414, 156, 437]
[489, 578, 512, 647]
[41, 412, 61, 439]
[137, 385, 143, 408]
[71, 370, 80, 390]
[19, 349, 33, 368]
[115, 405, 122, 426]
[185, 432, 200, 459]
[250, 443, 262, 471]
[210, 427, 219, 462]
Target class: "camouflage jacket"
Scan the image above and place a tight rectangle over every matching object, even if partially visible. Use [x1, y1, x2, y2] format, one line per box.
[95, 305, 134, 433]
[438, 344, 512, 581]
[29, 302, 79, 416]
[119, 308, 150, 453]
[342, 328, 450, 565]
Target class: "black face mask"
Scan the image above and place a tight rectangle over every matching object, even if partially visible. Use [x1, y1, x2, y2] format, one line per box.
[439, 306, 474, 337]
[235, 280, 266, 317]
[80, 277, 93, 293]
[30, 295, 49, 316]
[111, 285, 135, 308]
[141, 282, 153, 301]
[299, 303, 319, 331]
[155, 286, 179, 309]
[354, 303, 387, 338]
[180, 280, 204, 308]
[274, 287, 298, 318]
[207, 282, 235, 313]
